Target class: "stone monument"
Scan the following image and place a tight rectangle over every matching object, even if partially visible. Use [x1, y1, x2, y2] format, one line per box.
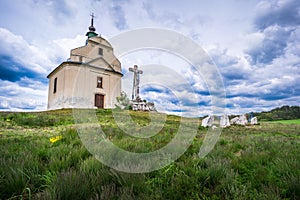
[129, 65, 143, 101]
[129, 65, 155, 111]
[220, 114, 231, 128]
[250, 116, 258, 125]
[201, 115, 215, 127]
[230, 114, 248, 126]
[201, 115, 231, 128]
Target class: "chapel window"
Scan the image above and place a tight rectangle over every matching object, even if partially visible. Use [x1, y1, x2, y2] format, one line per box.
[98, 48, 103, 56]
[97, 76, 103, 88]
[53, 77, 57, 93]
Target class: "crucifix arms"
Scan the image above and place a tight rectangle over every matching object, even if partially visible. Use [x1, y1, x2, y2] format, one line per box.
[129, 65, 143, 74]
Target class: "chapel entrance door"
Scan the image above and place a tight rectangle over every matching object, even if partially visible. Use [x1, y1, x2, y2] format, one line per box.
[95, 94, 104, 108]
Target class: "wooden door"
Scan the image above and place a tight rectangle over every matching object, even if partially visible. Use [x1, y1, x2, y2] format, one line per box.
[95, 94, 104, 108]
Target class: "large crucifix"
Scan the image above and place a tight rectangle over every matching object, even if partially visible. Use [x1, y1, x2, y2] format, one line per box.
[129, 65, 143, 100]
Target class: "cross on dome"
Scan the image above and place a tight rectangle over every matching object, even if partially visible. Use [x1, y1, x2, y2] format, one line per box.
[86, 13, 98, 38]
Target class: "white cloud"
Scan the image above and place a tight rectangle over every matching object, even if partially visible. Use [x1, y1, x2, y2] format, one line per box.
[0, 27, 89, 78]
[0, 79, 48, 110]
[0, 28, 50, 74]
[0, 0, 299, 115]
[52, 35, 87, 61]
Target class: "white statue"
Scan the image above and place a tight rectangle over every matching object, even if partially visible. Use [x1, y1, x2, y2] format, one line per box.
[129, 65, 143, 100]
[251, 117, 258, 125]
[201, 115, 215, 127]
[230, 114, 248, 126]
[220, 114, 230, 127]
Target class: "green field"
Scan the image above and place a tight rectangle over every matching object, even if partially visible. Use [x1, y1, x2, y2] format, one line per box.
[0, 109, 300, 199]
[268, 119, 300, 124]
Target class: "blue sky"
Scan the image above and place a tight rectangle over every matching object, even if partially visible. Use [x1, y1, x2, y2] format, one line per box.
[0, 0, 299, 116]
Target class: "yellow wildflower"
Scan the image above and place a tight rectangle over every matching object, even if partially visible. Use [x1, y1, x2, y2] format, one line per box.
[49, 135, 62, 143]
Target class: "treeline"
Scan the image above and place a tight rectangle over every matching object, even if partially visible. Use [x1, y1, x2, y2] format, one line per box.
[254, 105, 300, 121]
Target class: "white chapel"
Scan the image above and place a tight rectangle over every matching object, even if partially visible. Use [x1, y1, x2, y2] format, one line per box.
[47, 15, 122, 110]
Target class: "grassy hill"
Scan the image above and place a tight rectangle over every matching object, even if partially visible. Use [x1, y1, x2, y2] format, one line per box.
[0, 109, 300, 199]
[255, 105, 300, 121]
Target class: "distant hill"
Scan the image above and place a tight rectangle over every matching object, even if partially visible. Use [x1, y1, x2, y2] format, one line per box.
[254, 105, 300, 121]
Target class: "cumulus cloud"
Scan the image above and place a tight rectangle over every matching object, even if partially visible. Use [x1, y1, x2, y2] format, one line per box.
[208, 47, 253, 83]
[0, 28, 51, 75]
[245, 25, 295, 65]
[206, 23, 300, 113]
[119, 49, 212, 117]
[0, 0, 299, 115]
[226, 0, 300, 115]
[246, 0, 300, 65]
[0, 28, 85, 81]
[110, 2, 129, 30]
[0, 79, 47, 110]
[255, 0, 300, 29]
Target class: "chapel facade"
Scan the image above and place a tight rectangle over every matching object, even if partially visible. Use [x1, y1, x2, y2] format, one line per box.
[47, 16, 122, 110]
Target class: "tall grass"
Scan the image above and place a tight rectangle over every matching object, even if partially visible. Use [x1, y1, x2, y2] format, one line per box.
[0, 110, 299, 199]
